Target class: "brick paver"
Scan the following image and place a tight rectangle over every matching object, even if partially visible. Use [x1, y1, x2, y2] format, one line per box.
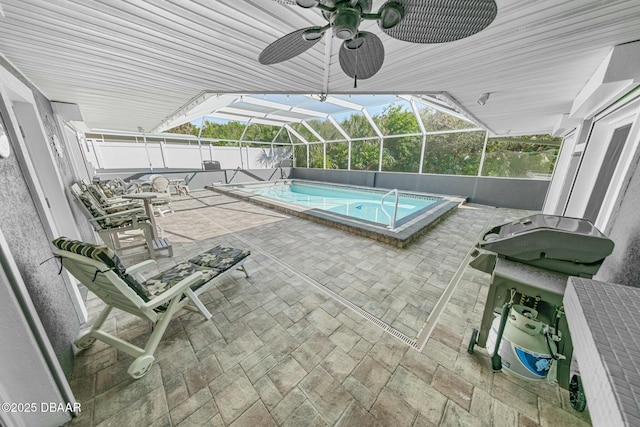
[67, 190, 591, 426]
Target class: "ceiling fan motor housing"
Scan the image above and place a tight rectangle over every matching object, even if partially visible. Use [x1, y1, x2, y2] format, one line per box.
[331, 6, 362, 39]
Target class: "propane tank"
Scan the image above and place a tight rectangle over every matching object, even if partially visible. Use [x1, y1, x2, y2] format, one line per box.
[487, 305, 558, 380]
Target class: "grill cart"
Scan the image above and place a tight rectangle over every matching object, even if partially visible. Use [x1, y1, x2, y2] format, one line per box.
[467, 214, 614, 392]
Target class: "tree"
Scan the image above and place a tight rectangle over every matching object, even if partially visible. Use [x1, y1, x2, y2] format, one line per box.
[166, 122, 198, 136]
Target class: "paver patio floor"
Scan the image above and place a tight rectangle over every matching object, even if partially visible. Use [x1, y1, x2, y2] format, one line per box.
[66, 190, 592, 426]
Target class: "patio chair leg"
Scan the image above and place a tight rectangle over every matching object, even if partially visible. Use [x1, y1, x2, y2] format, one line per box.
[139, 295, 184, 359]
[144, 225, 156, 260]
[237, 264, 249, 278]
[184, 288, 213, 319]
[76, 305, 113, 349]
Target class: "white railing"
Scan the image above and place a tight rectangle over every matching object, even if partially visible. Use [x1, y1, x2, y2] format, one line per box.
[381, 189, 399, 230]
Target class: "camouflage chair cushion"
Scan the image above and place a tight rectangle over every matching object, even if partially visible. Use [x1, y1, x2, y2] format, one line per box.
[143, 262, 219, 297]
[79, 190, 147, 229]
[188, 246, 250, 273]
[142, 262, 219, 312]
[88, 185, 109, 205]
[96, 181, 117, 198]
[52, 237, 151, 301]
[90, 184, 138, 211]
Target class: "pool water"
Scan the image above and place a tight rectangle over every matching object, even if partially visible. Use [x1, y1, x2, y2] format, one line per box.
[246, 182, 439, 226]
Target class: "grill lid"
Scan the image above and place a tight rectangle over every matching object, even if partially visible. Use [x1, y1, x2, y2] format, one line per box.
[478, 214, 614, 275]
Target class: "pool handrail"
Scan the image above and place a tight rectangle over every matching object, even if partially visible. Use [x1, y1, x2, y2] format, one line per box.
[381, 189, 399, 230]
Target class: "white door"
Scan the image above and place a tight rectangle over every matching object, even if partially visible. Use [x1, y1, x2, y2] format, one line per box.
[564, 96, 640, 230]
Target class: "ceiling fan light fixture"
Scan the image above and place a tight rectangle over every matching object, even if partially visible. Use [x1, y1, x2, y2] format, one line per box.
[344, 35, 365, 50]
[378, 2, 404, 30]
[296, 0, 319, 8]
[331, 7, 361, 40]
[302, 28, 324, 41]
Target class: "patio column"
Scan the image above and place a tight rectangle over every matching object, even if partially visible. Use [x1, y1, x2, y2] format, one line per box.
[239, 122, 250, 169]
[410, 98, 427, 174]
[478, 130, 489, 176]
[362, 108, 383, 172]
[323, 142, 326, 169]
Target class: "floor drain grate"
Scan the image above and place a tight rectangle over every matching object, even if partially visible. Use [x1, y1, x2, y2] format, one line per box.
[231, 234, 421, 349]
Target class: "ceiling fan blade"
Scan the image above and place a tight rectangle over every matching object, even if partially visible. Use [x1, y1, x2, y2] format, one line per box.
[259, 27, 324, 65]
[380, 0, 497, 43]
[338, 32, 385, 80]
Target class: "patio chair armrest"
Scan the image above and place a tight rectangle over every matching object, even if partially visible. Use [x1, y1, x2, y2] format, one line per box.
[88, 208, 145, 221]
[125, 259, 157, 275]
[103, 202, 142, 212]
[142, 271, 205, 310]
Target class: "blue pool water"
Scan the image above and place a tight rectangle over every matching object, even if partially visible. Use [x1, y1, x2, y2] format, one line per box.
[245, 182, 439, 226]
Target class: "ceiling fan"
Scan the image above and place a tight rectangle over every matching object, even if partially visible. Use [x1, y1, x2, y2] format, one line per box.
[260, 0, 498, 82]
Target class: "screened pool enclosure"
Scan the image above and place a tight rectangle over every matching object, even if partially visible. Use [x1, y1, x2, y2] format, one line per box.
[85, 94, 560, 179]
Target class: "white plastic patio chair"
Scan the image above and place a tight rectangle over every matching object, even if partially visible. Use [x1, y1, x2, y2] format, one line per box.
[150, 175, 173, 216]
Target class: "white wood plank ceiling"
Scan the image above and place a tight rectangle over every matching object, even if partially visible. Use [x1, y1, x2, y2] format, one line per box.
[0, 0, 639, 135]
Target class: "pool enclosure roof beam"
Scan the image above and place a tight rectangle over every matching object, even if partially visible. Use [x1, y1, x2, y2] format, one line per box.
[328, 116, 351, 141]
[301, 122, 325, 143]
[240, 95, 330, 119]
[217, 106, 303, 123]
[284, 124, 309, 145]
[153, 93, 488, 138]
[301, 121, 327, 167]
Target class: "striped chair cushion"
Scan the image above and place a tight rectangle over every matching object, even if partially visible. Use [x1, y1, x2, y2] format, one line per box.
[52, 237, 151, 301]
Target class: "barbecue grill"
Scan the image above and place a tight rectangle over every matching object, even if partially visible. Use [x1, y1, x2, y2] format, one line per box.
[467, 214, 614, 389]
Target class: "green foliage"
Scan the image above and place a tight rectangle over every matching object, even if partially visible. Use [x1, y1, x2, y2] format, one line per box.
[309, 144, 324, 168]
[306, 119, 343, 141]
[168, 107, 559, 178]
[374, 105, 420, 135]
[327, 142, 349, 169]
[294, 145, 307, 168]
[419, 108, 477, 132]
[482, 141, 558, 177]
[166, 122, 198, 136]
[338, 113, 377, 139]
[422, 131, 485, 175]
[289, 123, 316, 142]
[351, 140, 382, 171]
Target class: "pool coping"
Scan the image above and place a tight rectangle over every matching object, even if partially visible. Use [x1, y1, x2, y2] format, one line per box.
[206, 179, 466, 248]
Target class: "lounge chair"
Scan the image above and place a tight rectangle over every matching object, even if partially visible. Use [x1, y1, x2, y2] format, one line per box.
[52, 237, 250, 379]
[72, 182, 140, 212]
[70, 184, 156, 259]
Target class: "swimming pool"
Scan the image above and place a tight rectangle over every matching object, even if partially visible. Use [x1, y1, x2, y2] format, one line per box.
[246, 182, 438, 227]
[210, 180, 463, 247]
